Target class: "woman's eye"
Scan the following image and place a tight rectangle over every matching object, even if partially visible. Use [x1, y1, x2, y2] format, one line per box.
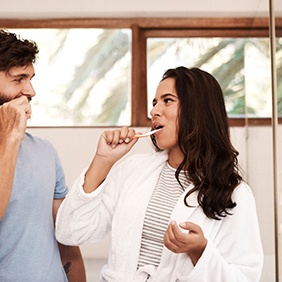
[164, 98, 173, 103]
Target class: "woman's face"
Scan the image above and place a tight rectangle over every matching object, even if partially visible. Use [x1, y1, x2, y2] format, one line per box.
[150, 77, 180, 151]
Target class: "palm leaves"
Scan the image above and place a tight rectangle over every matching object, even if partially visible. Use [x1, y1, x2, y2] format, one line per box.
[58, 32, 282, 124]
[147, 37, 279, 118]
[47, 29, 130, 125]
[19, 28, 281, 125]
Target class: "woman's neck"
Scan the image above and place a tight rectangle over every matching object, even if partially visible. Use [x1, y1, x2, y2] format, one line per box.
[168, 147, 184, 169]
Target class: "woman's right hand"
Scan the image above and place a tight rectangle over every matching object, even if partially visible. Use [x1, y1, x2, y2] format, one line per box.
[83, 127, 139, 193]
[96, 126, 139, 164]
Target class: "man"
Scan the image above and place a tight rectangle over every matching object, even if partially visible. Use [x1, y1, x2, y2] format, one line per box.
[0, 29, 86, 282]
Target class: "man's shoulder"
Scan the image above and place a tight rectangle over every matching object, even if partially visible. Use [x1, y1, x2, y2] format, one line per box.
[24, 132, 54, 151]
[25, 132, 50, 144]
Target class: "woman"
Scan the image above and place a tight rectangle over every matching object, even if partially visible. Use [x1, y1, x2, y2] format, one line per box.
[56, 67, 263, 281]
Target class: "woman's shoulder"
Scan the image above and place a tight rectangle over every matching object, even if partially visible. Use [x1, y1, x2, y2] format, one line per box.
[126, 150, 168, 162]
[116, 150, 168, 172]
[232, 180, 256, 202]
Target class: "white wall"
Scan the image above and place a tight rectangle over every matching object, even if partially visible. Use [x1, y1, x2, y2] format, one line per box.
[0, 0, 281, 19]
[27, 125, 282, 282]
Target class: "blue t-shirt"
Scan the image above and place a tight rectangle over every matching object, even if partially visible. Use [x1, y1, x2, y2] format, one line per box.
[0, 133, 69, 282]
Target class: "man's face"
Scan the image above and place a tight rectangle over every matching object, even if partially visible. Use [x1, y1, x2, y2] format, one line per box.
[0, 64, 36, 106]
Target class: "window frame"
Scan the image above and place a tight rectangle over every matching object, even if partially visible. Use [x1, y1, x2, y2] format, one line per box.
[1, 17, 281, 127]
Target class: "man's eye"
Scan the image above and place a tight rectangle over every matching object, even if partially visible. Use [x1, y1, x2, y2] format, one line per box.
[14, 78, 23, 83]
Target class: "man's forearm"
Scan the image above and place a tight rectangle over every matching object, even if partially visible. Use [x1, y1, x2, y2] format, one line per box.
[58, 244, 86, 282]
[0, 141, 20, 220]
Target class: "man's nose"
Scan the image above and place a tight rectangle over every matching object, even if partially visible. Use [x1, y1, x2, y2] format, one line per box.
[22, 81, 36, 98]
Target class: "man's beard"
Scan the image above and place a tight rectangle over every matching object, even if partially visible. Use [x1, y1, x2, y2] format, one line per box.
[0, 94, 8, 106]
[0, 94, 32, 106]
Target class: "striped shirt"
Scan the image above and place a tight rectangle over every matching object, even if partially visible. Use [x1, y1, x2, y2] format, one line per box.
[137, 161, 190, 268]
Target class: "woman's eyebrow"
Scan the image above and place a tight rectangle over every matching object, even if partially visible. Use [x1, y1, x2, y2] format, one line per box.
[152, 93, 178, 104]
[160, 93, 177, 99]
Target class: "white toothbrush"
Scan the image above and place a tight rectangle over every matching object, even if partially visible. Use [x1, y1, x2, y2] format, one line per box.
[133, 128, 161, 139]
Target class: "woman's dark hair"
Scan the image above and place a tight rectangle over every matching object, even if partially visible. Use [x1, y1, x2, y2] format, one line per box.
[0, 29, 39, 72]
[151, 66, 242, 220]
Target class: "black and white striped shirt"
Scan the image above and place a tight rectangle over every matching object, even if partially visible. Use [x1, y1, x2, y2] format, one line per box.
[137, 162, 190, 268]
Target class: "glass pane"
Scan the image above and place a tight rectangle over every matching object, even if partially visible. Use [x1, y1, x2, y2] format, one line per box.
[10, 28, 132, 126]
[147, 37, 278, 118]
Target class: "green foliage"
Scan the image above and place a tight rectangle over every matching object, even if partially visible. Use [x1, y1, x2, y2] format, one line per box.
[58, 32, 282, 124]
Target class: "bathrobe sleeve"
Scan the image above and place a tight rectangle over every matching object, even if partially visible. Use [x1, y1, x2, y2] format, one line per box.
[182, 182, 264, 282]
[55, 151, 167, 246]
[55, 157, 130, 245]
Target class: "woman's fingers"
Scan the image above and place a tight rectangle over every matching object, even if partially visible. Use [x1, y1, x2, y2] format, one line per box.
[164, 221, 186, 253]
[164, 221, 207, 256]
[103, 127, 136, 148]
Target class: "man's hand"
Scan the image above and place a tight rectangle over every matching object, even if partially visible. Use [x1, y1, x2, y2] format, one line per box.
[0, 96, 31, 142]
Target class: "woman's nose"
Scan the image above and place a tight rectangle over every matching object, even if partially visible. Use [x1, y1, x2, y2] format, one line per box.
[150, 103, 162, 117]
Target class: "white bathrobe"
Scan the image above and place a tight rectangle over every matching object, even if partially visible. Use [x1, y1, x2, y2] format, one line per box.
[56, 151, 263, 282]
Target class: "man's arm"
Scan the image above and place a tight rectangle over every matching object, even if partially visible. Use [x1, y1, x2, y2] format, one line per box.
[53, 198, 86, 282]
[0, 97, 30, 220]
[58, 243, 86, 282]
[0, 139, 21, 220]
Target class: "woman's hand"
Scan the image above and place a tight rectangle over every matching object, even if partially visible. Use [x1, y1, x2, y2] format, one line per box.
[164, 221, 207, 265]
[96, 126, 139, 164]
[83, 127, 140, 193]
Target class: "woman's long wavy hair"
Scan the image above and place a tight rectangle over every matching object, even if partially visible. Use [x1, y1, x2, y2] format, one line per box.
[151, 66, 242, 220]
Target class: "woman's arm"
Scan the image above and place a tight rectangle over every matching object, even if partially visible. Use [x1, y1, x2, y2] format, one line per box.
[83, 127, 138, 193]
[55, 127, 140, 246]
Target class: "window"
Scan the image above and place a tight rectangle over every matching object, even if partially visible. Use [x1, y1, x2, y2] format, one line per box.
[9, 28, 131, 126]
[2, 17, 282, 126]
[146, 37, 275, 118]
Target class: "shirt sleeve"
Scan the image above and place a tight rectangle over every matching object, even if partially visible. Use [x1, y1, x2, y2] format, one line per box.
[48, 142, 68, 199]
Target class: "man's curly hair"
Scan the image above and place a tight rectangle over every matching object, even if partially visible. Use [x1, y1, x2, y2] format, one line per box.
[0, 29, 39, 73]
